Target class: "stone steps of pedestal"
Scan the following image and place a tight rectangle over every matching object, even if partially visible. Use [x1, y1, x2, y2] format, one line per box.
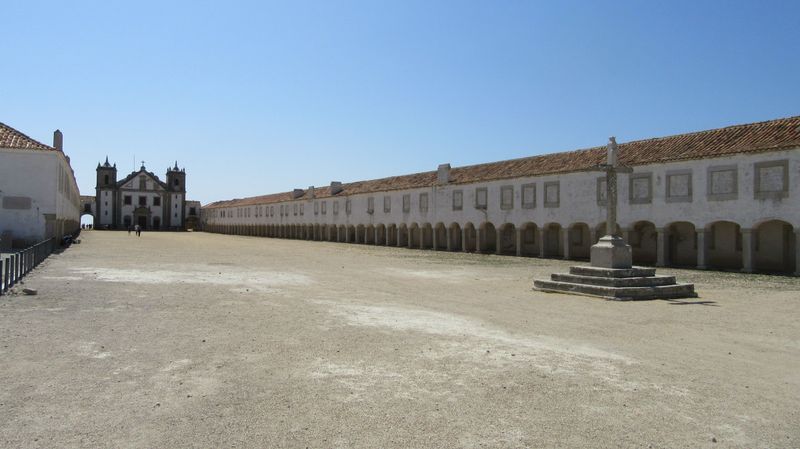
[569, 266, 657, 278]
[552, 273, 677, 287]
[533, 279, 697, 301]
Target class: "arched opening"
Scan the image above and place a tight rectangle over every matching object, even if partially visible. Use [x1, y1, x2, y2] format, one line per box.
[376, 224, 387, 245]
[480, 222, 497, 254]
[337, 225, 346, 242]
[629, 221, 657, 266]
[705, 221, 742, 270]
[542, 223, 563, 258]
[356, 224, 366, 244]
[409, 223, 420, 248]
[463, 223, 477, 252]
[365, 225, 375, 245]
[327, 225, 336, 242]
[421, 223, 433, 249]
[568, 223, 590, 260]
[667, 222, 697, 268]
[754, 220, 795, 273]
[347, 225, 356, 243]
[498, 223, 516, 255]
[80, 213, 95, 229]
[448, 223, 462, 252]
[387, 224, 397, 246]
[434, 223, 447, 251]
[398, 224, 408, 247]
[520, 222, 538, 257]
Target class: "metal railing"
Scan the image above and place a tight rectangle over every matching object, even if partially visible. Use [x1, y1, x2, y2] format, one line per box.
[0, 237, 57, 295]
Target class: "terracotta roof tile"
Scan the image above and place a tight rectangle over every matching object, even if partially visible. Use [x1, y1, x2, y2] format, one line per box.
[0, 122, 55, 151]
[205, 115, 800, 209]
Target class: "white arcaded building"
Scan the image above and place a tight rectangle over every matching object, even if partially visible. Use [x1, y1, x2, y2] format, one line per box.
[202, 116, 800, 275]
[0, 123, 80, 249]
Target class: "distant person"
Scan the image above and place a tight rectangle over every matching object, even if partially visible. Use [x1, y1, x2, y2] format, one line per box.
[127, 225, 131, 235]
[135, 224, 141, 237]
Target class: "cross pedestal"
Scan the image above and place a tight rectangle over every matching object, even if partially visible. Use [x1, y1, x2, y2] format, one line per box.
[590, 235, 632, 269]
[533, 136, 696, 301]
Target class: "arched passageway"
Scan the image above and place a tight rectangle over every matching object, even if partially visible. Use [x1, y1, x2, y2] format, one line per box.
[498, 223, 516, 255]
[594, 223, 621, 242]
[667, 222, 697, 268]
[421, 223, 433, 249]
[398, 224, 408, 247]
[567, 223, 590, 259]
[705, 221, 741, 270]
[347, 225, 356, 243]
[356, 225, 366, 244]
[387, 224, 397, 246]
[519, 223, 538, 257]
[753, 220, 796, 273]
[375, 224, 386, 246]
[463, 223, 477, 252]
[337, 225, 346, 243]
[448, 223, 462, 251]
[367, 225, 376, 244]
[542, 223, 563, 258]
[434, 223, 447, 251]
[409, 223, 420, 248]
[630, 221, 657, 266]
[480, 222, 497, 254]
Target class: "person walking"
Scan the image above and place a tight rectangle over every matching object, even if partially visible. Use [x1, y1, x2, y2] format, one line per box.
[127, 225, 131, 235]
[135, 224, 141, 237]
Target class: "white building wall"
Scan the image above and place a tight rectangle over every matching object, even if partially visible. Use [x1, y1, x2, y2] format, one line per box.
[0, 147, 80, 246]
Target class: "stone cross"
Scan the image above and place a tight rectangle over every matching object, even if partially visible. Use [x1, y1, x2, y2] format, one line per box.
[595, 137, 632, 238]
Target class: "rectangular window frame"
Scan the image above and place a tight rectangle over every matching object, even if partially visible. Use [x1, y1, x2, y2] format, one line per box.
[383, 195, 391, 213]
[419, 193, 429, 212]
[521, 183, 536, 209]
[753, 160, 789, 199]
[665, 169, 693, 203]
[402, 194, 410, 213]
[543, 181, 560, 208]
[628, 173, 653, 205]
[475, 187, 487, 210]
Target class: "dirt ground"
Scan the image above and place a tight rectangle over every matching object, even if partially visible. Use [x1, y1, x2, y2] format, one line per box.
[0, 231, 798, 448]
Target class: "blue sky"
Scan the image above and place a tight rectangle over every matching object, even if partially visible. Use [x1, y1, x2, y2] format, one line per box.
[3, 0, 799, 205]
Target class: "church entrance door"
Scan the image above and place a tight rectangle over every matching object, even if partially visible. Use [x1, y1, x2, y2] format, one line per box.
[137, 215, 147, 229]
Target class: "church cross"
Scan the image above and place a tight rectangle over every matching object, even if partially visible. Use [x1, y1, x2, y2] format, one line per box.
[594, 137, 632, 238]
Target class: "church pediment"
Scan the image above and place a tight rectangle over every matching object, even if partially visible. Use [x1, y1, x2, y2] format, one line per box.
[118, 169, 167, 191]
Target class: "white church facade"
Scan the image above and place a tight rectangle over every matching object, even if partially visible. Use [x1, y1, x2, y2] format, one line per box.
[0, 122, 81, 249]
[201, 116, 800, 275]
[92, 159, 188, 231]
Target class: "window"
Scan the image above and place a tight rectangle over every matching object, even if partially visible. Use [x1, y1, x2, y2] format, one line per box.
[402, 194, 410, 213]
[138, 196, 147, 206]
[321, 201, 327, 215]
[707, 165, 737, 201]
[628, 173, 652, 204]
[314, 201, 319, 215]
[367, 197, 375, 214]
[333, 201, 339, 215]
[189, 207, 196, 215]
[104, 174, 109, 185]
[153, 197, 161, 206]
[174, 178, 179, 186]
[500, 186, 514, 210]
[300, 204, 304, 215]
[383, 196, 391, 213]
[754, 160, 789, 199]
[543, 182, 560, 208]
[452, 190, 463, 211]
[124, 195, 132, 205]
[345, 199, 351, 215]
[293, 204, 298, 215]
[475, 187, 487, 209]
[666, 170, 692, 203]
[596, 178, 607, 206]
[419, 193, 429, 212]
[522, 184, 535, 209]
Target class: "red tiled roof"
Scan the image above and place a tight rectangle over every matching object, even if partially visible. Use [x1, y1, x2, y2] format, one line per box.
[0, 122, 55, 151]
[204, 115, 800, 209]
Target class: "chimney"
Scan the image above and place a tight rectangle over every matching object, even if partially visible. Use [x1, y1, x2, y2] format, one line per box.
[437, 163, 451, 185]
[330, 181, 343, 195]
[308, 186, 315, 199]
[53, 129, 63, 151]
[292, 188, 304, 199]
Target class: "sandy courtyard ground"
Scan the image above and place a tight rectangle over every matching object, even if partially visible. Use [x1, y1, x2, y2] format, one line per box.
[0, 231, 798, 448]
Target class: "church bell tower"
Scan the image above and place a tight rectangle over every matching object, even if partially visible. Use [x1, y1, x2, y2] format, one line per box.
[96, 156, 118, 228]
